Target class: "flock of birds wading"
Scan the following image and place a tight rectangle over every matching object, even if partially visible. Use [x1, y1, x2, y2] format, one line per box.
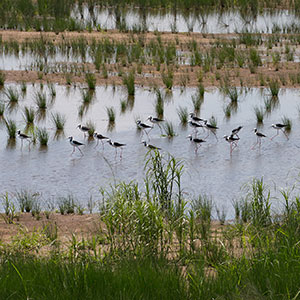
[16, 112, 290, 159]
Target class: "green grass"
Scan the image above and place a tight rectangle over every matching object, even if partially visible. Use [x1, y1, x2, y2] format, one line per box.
[177, 106, 188, 125]
[163, 121, 176, 138]
[23, 106, 35, 124]
[37, 127, 49, 146]
[51, 112, 66, 131]
[155, 89, 164, 118]
[282, 115, 292, 131]
[0, 102, 5, 116]
[254, 106, 264, 124]
[123, 72, 135, 96]
[34, 91, 47, 109]
[5, 118, 17, 139]
[5, 87, 19, 103]
[268, 79, 280, 98]
[85, 73, 96, 90]
[86, 120, 96, 137]
[106, 106, 116, 124]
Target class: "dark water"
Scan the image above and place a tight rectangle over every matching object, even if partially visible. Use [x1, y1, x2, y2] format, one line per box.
[1, 84, 300, 217]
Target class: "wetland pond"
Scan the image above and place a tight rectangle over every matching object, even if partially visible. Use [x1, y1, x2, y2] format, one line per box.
[1, 84, 300, 218]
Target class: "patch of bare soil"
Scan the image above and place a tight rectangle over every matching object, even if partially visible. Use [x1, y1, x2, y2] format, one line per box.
[1, 30, 299, 88]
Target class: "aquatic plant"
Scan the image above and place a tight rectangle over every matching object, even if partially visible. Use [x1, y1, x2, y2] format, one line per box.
[254, 106, 264, 123]
[0, 102, 5, 116]
[86, 120, 96, 137]
[34, 90, 47, 109]
[85, 73, 96, 90]
[0, 71, 5, 87]
[51, 112, 66, 131]
[37, 127, 49, 146]
[177, 106, 188, 125]
[163, 121, 176, 138]
[123, 72, 135, 96]
[23, 106, 35, 124]
[155, 89, 164, 117]
[106, 106, 116, 124]
[5, 87, 19, 103]
[268, 79, 280, 98]
[5, 119, 17, 139]
[161, 68, 173, 90]
[281, 115, 292, 131]
[57, 195, 76, 215]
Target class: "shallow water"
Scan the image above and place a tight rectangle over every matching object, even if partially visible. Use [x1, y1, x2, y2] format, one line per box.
[1, 84, 300, 217]
[72, 6, 300, 34]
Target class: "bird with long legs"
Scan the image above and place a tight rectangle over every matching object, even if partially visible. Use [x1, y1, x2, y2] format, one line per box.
[107, 139, 126, 158]
[223, 134, 240, 155]
[136, 120, 153, 139]
[189, 112, 205, 123]
[147, 116, 164, 133]
[270, 123, 289, 140]
[17, 130, 31, 149]
[252, 128, 267, 150]
[93, 132, 109, 149]
[68, 136, 84, 156]
[77, 124, 90, 138]
[187, 135, 206, 153]
[141, 140, 161, 150]
[231, 126, 243, 138]
[188, 120, 204, 136]
[203, 120, 219, 141]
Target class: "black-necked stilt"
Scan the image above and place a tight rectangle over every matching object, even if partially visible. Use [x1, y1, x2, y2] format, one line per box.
[187, 135, 206, 153]
[93, 132, 109, 148]
[271, 123, 289, 140]
[188, 120, 203, 135]
[224, 134, 240, 155]
[147, 116, 164, 133]
[17, 130, 31, 149]
[68, 136, 84, 155]
[136, 120, 153, 138]
[203, 120, 219, 140]
[107, 139, 126, 158]
[141, 140, 161, 150]
[231, 126, 243, 138]
[77, 124, 90, 137]
[189, 112, 205, 123]
[252, 128, 267, 149]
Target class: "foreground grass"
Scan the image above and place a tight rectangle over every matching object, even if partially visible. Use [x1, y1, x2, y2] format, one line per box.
[1, 152, 300, 299]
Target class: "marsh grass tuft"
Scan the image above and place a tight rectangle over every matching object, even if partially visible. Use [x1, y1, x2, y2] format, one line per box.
[85, 73, 96, 90]
[34, 90, 47, 109]
[123, 72, 135, 96]
[282, 115, 292, 131]
[5, 119, 17, 139]
[254, 106, 264, 124]
[106, 107, 116, 124]
[86, 120, 96, 137]
[37, 127, 49, 146]
[155, 89, 164, 117]
[23, 106, 35, 124]
[0, 71, 5, 87]
[0, 102, 5, 116]
[268, 79, 280, 98]
[51, 112, 66, 131]
[177, 106, 188, 125]
[163, 121, 176, 138]
[5, 87, 19, 103]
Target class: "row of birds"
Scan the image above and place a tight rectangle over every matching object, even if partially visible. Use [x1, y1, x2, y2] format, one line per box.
[16, 112, 290, 157]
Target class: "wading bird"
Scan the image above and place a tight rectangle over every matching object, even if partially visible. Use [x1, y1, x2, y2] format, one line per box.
[68, 136, 84, 156]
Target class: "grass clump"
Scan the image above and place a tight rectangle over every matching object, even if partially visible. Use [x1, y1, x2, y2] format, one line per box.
[23, 106, 35, 124]
[57, 195, 76, 215]
[86, 120, 96, 137]
[85, 73, 96, 90]
[5, 119, 17, 139]
[163, 121, 176, 138]
[51, 112, 66, 131]
[177, 106, 188, 125]
[34, 90, 47, 109]
[155, 89, 164, 118]
[161, 68, 174, 90]
[254, 106, 264, 124]
[282, 115, 292, 132]
[0, 102, 5, 116]
[123, 72, 135, 96]
[106, 107, 116, 124]
[5, 87, 19, 103]
[15, 190, 39, 213]
[268, 79, 280, 98]
[37, 127, 49, 146]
